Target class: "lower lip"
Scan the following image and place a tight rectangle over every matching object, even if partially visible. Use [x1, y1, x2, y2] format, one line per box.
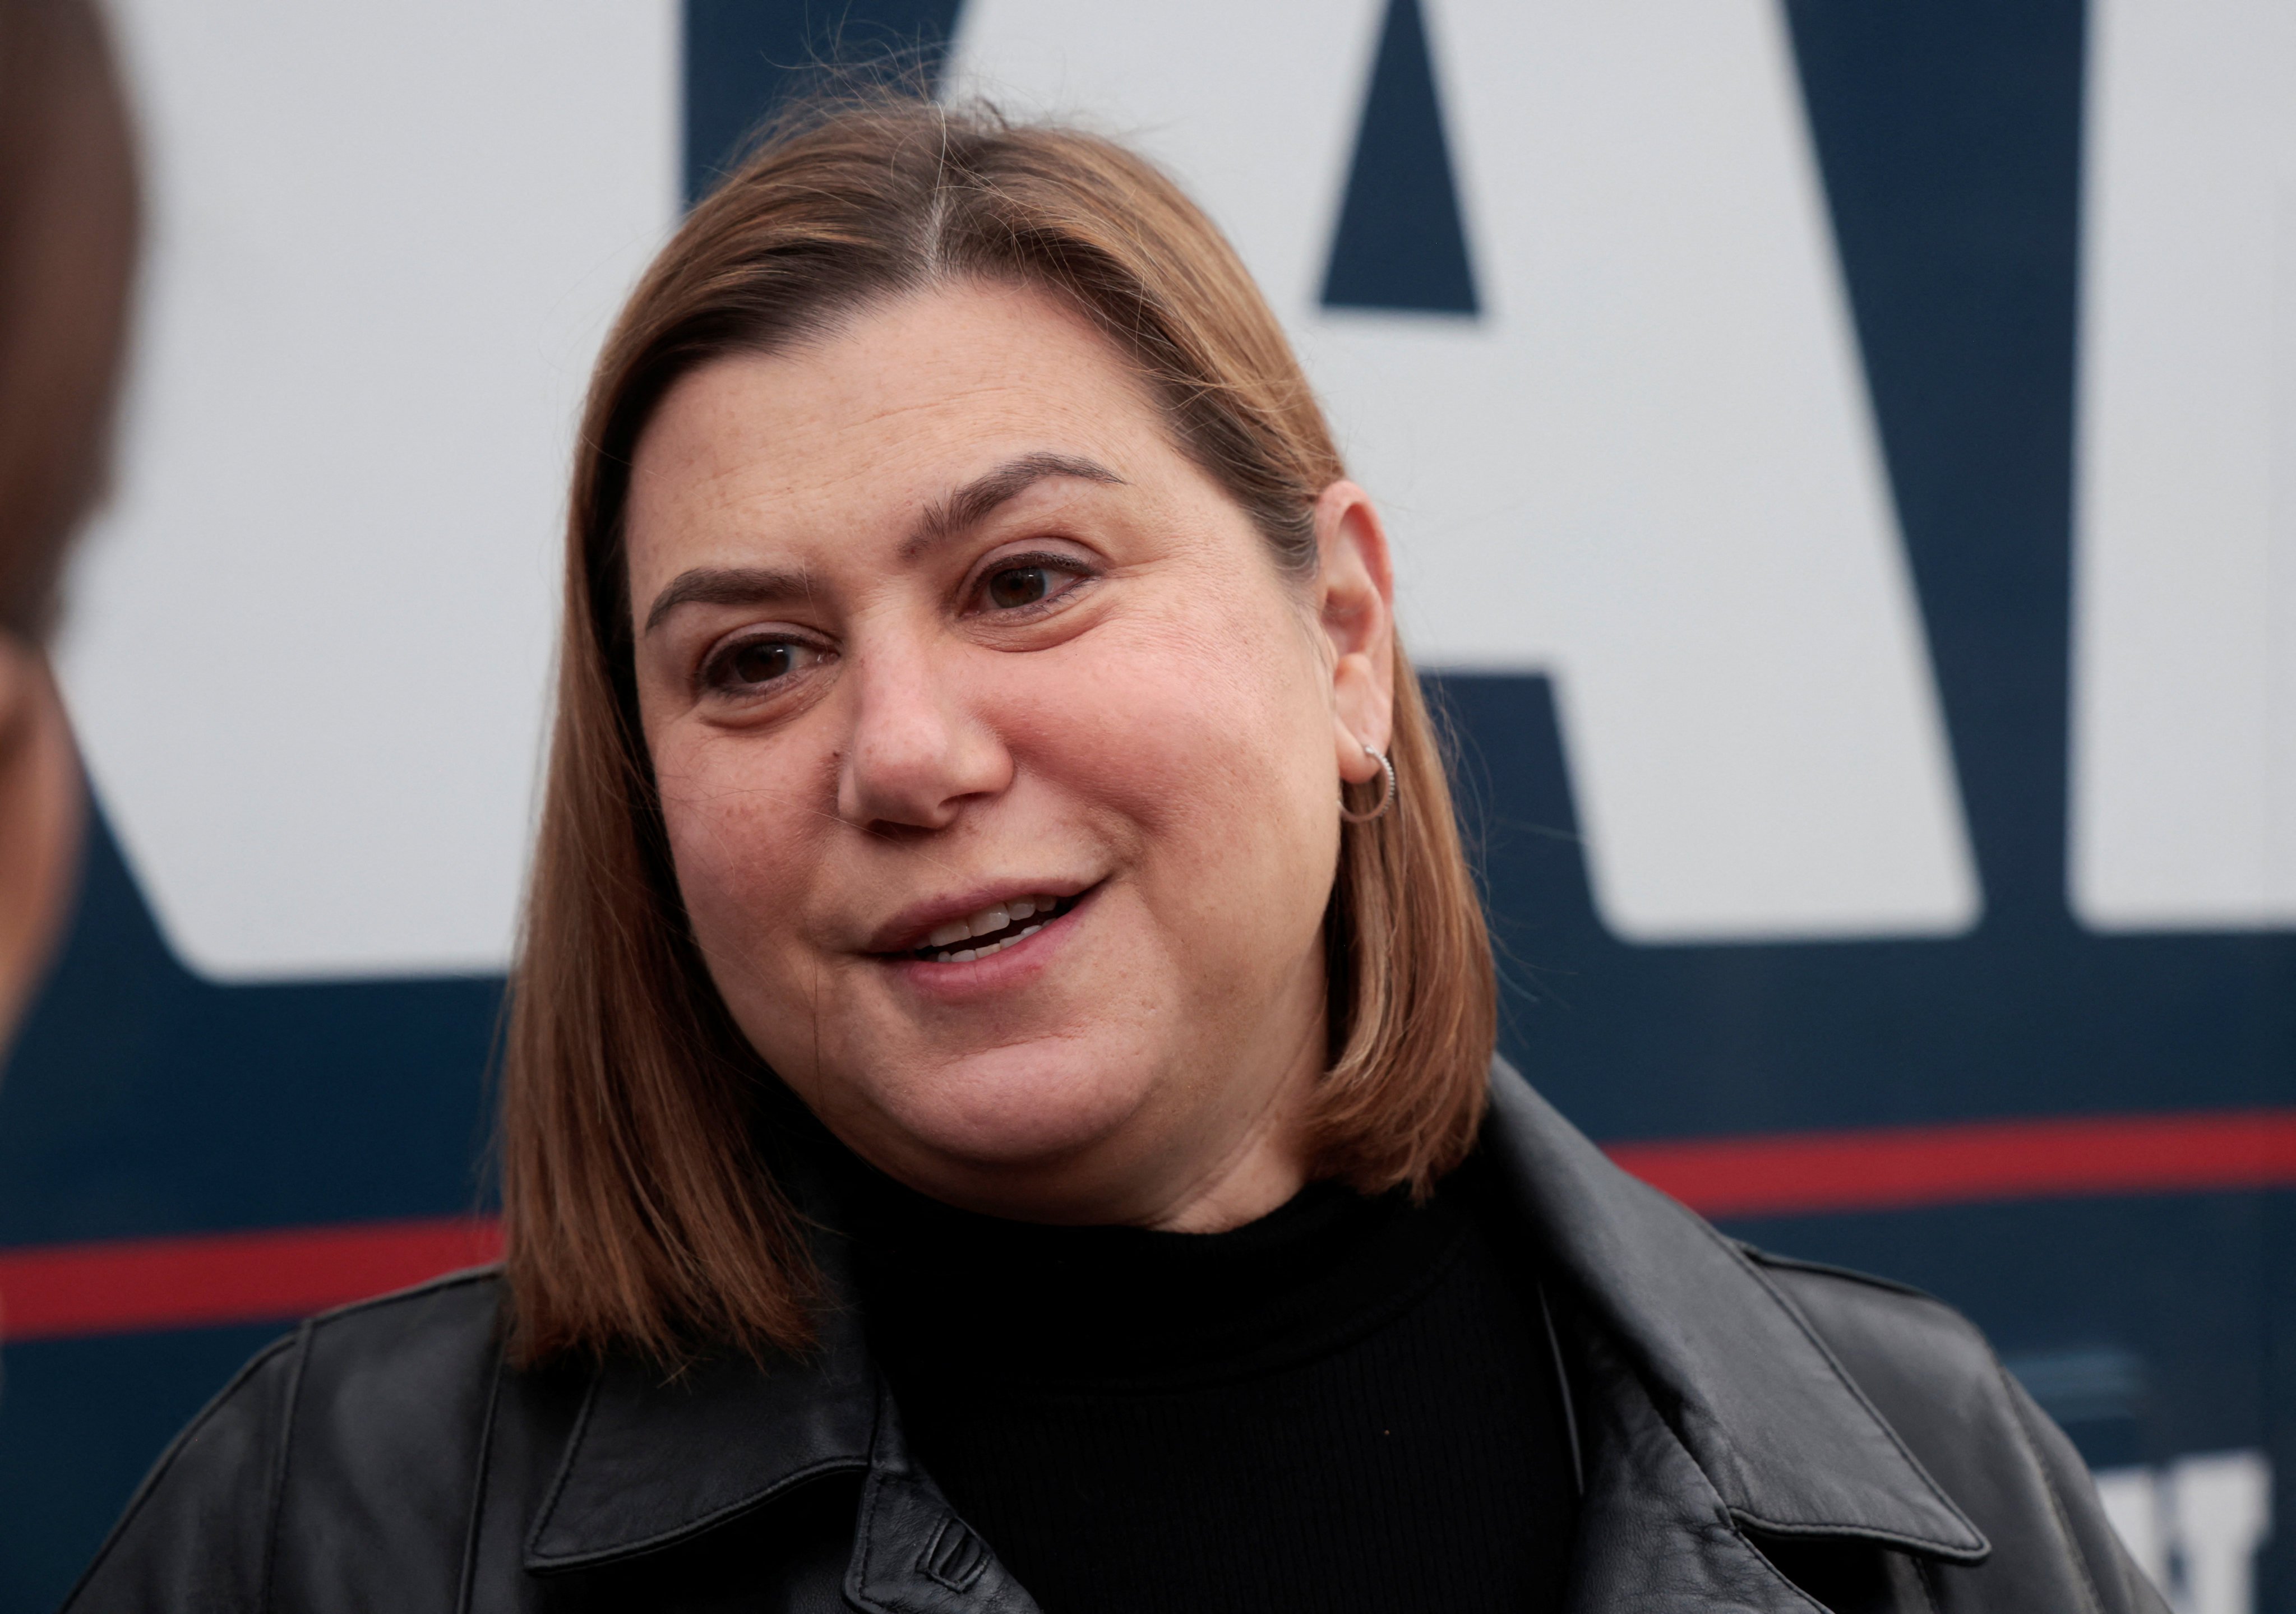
[880, 887, 1096, 1001]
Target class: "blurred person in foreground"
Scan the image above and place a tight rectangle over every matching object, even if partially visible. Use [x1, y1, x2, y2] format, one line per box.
[68, 95, 2161, 1613]
[0, 0, 136, 1056]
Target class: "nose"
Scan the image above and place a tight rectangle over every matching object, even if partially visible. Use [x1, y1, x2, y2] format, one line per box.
[835, 635, 1011, 831]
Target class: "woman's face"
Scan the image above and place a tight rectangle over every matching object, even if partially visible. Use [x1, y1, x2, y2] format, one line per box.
[626, 281, 1394, 1229]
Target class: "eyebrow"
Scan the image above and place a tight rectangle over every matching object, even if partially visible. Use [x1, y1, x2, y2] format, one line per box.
[642, 565, 815, 634]
[900, 451, 1126, 562]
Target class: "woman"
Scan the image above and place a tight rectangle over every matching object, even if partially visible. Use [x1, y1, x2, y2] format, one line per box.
[69, 97, 2161, 1613]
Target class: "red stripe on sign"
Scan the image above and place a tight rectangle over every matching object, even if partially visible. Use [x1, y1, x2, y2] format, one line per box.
[7, 1109, 2296, 1343]
[0, 1216, 501, 1343]
[1609, 1109, 2296, 1219]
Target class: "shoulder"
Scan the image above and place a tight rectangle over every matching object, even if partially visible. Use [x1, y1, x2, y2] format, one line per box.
[1743, 1249, 1994, 1415]
[1743, 1247, 2166, 1614]
[1743, 1247, 2049, 1512]
[292, 1261, 506, 1428]
[64, 1266, 509, 1613]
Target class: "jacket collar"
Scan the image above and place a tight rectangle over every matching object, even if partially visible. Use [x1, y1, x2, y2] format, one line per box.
[524, 1059, 1985, 1573]
[521, 1247, 877, 1572]
[1481, 1058, 1985, 1562]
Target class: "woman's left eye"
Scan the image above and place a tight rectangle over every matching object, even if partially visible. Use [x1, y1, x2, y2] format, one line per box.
[986, 565, 1052, 609]
[976, 554, 1089, 614]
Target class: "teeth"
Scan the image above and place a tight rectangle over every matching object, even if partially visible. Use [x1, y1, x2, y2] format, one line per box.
[916, 894, 1069, 961]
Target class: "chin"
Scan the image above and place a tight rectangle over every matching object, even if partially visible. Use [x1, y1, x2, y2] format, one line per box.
[872, 1039, 1156, 1177]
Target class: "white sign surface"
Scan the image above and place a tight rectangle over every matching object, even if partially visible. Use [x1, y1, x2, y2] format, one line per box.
[59, 0, 681, 978]
[2074, 0, 2296, 931]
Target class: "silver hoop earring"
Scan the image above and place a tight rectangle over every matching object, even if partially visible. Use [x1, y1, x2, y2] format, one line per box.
[1340, 747, 1397, 824]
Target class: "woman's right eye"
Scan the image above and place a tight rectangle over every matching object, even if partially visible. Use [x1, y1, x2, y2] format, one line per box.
[703, 636, 825, 694]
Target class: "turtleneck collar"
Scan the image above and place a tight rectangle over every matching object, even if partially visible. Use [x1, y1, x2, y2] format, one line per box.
[836, 1157, 1470, 1389]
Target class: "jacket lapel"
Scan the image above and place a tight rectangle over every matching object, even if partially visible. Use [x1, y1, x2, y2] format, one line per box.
[846, 1382, 1046, 1614]
[1565, 1322, 1851, 1612]
[1482, 1058, 1987, 1565]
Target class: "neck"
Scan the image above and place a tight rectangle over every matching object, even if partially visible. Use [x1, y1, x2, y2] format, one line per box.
[0, 641, 83, 1048]
[1139, 1063, 1316, 1232]
[1134, 937, 1330, 1233]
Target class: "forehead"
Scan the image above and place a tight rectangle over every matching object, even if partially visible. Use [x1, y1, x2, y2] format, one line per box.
[624, 281, 1173, 559]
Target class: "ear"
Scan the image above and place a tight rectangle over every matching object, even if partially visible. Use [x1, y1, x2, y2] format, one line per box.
[1311, 480, 1396, 785]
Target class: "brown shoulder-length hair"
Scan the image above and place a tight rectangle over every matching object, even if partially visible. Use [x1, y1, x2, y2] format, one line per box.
[502, 94, 1496, 1366]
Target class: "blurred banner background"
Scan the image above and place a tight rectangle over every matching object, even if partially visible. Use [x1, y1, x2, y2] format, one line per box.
[3, 1, 2292, 1608]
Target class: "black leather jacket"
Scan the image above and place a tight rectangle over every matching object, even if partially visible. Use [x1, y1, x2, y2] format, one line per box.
[65, 1064, 2166, 1613]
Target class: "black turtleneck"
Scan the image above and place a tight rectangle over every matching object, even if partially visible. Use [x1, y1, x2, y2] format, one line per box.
[848, 1156, 1581, 1614]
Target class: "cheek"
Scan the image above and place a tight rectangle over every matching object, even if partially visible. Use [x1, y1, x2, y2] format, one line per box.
[652, 730, 824, 977]
[1021, 595, 1339, 938]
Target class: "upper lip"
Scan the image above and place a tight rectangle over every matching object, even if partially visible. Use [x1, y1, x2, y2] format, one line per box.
[865, 878, 1097, 955]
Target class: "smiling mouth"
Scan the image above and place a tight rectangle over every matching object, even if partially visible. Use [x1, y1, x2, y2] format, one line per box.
[904, 892, 1083, 964]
